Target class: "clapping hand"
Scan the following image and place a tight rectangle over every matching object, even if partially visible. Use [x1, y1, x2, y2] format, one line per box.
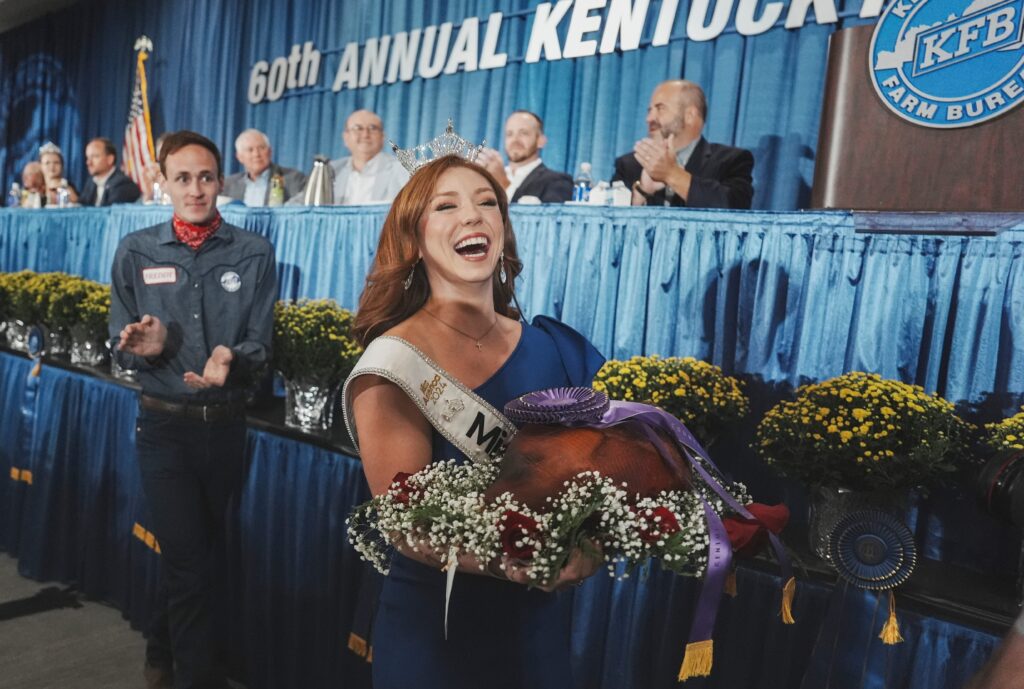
[477, 148, 510, 189]
[634, 133, 679, 184]
[118, 314, 167, 358]
[184, 345, 234, 389]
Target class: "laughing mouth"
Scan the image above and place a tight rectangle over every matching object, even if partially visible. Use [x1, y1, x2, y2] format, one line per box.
[454, 235, 490, 258]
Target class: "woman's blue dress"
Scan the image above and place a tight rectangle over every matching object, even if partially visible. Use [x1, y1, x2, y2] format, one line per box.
[371, 316, 604, 689]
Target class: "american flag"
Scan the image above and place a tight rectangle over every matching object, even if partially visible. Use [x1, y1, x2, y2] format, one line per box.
[122, 36, 156, 188]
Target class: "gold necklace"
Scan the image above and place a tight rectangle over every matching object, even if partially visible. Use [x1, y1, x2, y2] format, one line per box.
[422, 308, 498, 351]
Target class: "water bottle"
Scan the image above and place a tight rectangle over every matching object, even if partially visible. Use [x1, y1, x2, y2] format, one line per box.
[56, 184, 70, 208]
[150, 181, 163, 205]
[7, 183, 20, 207]
[268, 174, 285, 207]
[573, 162, 592, 203]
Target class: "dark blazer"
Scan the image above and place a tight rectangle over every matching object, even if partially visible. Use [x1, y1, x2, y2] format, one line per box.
[611, 136, 754, 209]
[510, 162, 573, 204]
[80, 168, 141, 206]
[223, 163, 306, 206]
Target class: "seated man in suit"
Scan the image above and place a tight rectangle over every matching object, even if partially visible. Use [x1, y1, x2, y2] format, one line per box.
[478, 110, 572, 203]
[80, 137, 141, 206]
[612, 80, 753, 209]
[222, 129, 305, 206]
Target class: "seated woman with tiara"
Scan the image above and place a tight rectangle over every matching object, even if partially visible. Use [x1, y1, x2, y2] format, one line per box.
[343, 125, 605, 689]
[39, 142, 79, 205]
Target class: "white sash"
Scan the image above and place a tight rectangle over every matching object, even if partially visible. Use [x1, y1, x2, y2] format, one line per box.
[341, 336, 517, 464]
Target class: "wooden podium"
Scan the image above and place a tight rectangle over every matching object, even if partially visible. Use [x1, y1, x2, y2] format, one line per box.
[811, 25, 1024, 212]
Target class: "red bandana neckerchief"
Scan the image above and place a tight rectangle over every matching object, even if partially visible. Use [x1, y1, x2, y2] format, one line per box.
[172, 212, 223, 251]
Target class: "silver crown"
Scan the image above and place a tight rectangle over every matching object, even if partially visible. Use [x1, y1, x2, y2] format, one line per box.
[390, 120, 486, 174]
[39, 141, 62, 156]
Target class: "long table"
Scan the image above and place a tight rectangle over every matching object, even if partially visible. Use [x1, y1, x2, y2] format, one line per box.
[0, 351, 1005, 689]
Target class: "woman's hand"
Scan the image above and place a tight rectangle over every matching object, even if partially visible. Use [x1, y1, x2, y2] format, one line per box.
[503, 541, 603, 592]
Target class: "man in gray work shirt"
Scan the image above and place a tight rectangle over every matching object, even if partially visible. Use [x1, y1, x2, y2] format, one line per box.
[109, 130, 277, 689]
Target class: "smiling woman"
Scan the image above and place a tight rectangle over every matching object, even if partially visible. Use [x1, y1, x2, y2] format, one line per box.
[343, 152, 605, 689]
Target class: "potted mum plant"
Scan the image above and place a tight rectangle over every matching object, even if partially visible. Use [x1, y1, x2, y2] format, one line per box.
[67, 280, 111, 366]
[754, 371, 970, 557]
[977, 408, 1024, 526]
[272, 299, 362, 430]
[592, 355, 749, 448]
[0, 271, 36, 351]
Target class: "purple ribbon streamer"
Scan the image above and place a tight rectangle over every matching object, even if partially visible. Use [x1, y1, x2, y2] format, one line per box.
[569, 399, 793, 644]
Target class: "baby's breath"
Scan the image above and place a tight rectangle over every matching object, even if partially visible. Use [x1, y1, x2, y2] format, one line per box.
[347, 455, 751, 586]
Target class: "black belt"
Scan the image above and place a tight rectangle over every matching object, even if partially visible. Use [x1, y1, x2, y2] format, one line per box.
[140, 394, 246, 423]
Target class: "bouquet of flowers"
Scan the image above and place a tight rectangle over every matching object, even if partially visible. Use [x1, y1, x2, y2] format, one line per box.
[348, 388, 786, 586]
[272, 299, 362, 384]
[593, 355, 748, 447]
[754, 371, 970, 491]
[985, 407, 1024, 452]
[348, 458, 728, 583]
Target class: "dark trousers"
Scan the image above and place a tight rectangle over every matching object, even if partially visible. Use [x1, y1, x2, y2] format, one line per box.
[135, 408, 246, 689]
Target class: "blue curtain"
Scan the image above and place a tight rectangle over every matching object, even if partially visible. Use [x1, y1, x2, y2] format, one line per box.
[0, 352, 1005, 688]
[3, 206, 1022, 412]
[238, 430, 373, 689]
[0, 0, 877, 210]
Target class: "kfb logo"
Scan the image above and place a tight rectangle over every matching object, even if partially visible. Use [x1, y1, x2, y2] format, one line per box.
[870, 0, 1024, 127]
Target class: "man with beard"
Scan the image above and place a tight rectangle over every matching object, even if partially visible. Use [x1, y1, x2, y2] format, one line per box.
[612, 80, 754, 209]
[478, 110, 573, 203]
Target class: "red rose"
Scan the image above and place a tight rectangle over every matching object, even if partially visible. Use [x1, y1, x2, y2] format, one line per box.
[723, 503, 790, 557]
[499, 510, 542, 560]
[635, 506, 682, 544]
[389, 472, 417, 505]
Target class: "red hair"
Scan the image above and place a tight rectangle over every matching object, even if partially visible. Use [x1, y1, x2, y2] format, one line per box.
[352, 155, 523, 346]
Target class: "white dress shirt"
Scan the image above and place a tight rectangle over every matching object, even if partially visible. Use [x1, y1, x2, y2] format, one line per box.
[332, 152, 409, 205]
[243, 168, 271, 207]
[92, 169, 115, 206]
[504, 158, 543, 201]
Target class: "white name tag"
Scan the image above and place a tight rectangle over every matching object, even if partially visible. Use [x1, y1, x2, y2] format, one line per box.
[142, 267, 177, 285]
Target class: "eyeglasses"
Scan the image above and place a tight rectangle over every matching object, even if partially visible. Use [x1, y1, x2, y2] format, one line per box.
[346, 124, 382, 134]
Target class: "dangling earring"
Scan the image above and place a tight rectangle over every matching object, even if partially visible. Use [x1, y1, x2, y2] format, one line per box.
[403, 259, 419, 291]
[498, 255, 507, 285]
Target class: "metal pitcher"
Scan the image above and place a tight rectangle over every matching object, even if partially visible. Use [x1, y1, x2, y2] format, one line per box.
[303, 155, 335, 206]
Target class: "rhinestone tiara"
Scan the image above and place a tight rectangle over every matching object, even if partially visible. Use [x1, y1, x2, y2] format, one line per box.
[39, 141, 62, 156]
[390, 120, 486, 174]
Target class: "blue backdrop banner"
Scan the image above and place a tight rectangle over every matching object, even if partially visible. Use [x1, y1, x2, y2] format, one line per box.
[0, 0, 879, 210]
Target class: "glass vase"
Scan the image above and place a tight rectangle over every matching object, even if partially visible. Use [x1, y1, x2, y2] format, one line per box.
[4, 319, 29, 351]
[284, 378, 339, 431]
[45, 326, 71, 357]
[70, 326, 108, 366]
